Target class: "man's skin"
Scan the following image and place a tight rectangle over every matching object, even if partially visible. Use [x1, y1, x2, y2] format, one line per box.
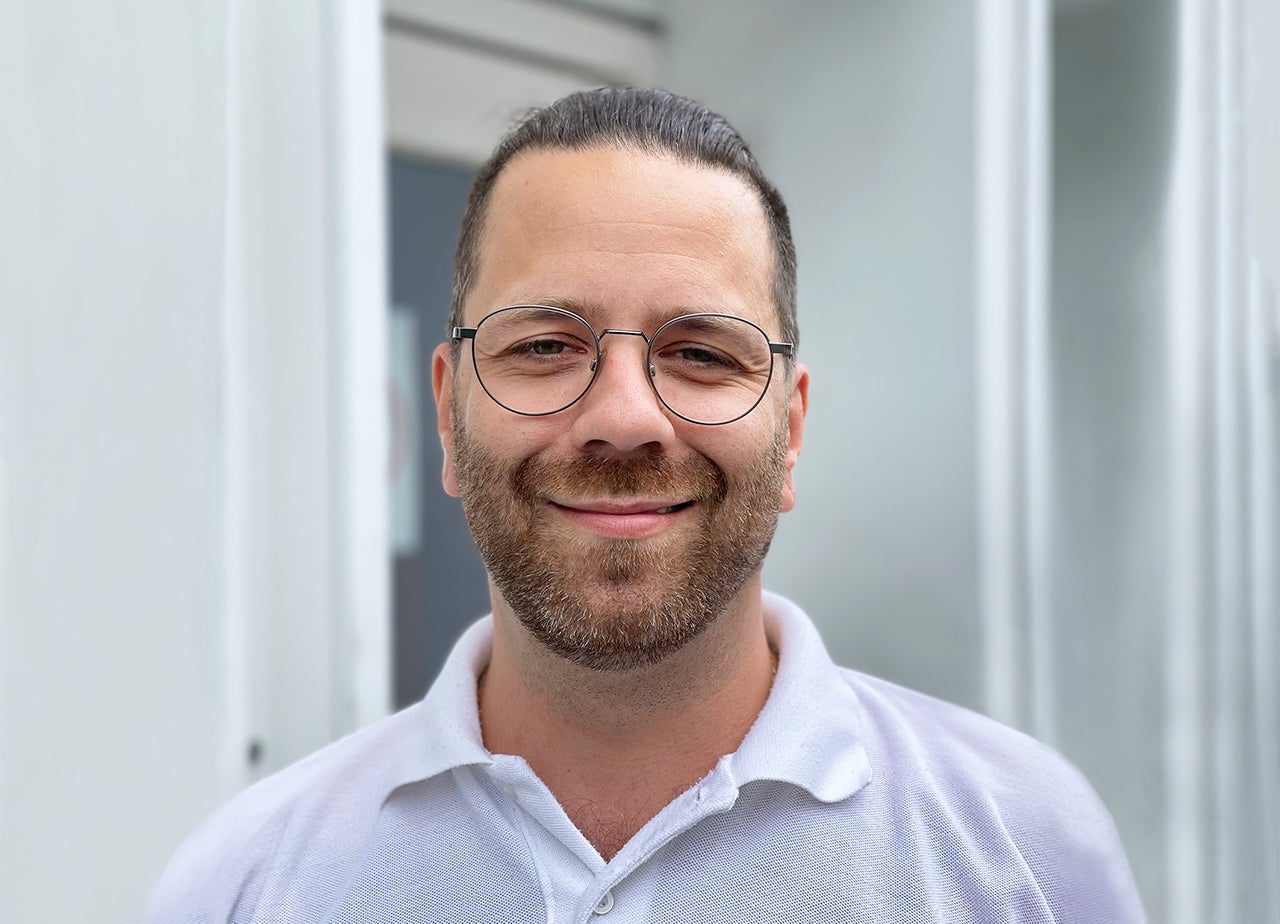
[431, 145, 809, 860]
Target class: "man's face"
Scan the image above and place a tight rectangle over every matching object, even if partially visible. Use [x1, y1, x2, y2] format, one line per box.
[433, 146, 807, 671]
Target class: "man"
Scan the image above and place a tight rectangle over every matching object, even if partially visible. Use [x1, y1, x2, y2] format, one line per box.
[151, 88, 1145, 922]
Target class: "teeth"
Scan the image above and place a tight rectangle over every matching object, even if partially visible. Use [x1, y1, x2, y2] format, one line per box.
[655, 505, 675, 514]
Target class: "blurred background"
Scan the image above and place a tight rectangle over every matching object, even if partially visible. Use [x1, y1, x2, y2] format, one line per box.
[2, 0, 1278, 921]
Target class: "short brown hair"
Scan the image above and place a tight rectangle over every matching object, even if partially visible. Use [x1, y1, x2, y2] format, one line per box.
[450, 87, 798, 355]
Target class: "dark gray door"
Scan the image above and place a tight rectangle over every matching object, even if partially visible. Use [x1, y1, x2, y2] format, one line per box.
[389, 155, 490, 708]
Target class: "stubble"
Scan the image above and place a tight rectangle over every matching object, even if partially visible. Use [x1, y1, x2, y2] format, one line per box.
[451, 410, 788, 671]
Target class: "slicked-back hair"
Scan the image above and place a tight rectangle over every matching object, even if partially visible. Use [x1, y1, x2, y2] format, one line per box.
[449, 87, 798, 358]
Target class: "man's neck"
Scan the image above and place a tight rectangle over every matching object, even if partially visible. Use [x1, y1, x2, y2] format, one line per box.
[477, 582, 776, 860]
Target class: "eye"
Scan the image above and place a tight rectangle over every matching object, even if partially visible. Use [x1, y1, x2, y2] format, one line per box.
[526, 339, 569, 356]
[503, 334, 590, 359]
[666, 343, 740, 369]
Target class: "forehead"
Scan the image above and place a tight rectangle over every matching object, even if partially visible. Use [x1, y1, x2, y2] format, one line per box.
[468, 146, 776, 332]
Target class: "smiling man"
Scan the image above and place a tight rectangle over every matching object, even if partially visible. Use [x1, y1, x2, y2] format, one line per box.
[150, 88, 1145, 923]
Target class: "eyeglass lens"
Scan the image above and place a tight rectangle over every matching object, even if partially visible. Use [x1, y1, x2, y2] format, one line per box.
[469, 306, 776, 424]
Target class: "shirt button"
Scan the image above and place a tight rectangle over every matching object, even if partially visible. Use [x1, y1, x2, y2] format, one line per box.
[593, 891, 615, 915]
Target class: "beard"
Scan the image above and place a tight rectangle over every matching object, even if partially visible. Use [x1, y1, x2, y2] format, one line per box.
[451, 412, 788, 671]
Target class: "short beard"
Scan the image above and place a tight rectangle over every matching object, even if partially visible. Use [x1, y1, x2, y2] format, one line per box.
[451, 413, 788, 672]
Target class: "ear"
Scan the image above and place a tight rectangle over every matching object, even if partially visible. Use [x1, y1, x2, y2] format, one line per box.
[778, 363, 809, 513]
[432, 343, 461, 498]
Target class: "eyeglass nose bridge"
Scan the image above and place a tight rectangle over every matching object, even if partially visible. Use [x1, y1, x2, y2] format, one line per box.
[589, 328, 658, 380]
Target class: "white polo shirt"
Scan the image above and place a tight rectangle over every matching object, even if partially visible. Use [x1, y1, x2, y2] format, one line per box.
[149, 592, 1145, 923]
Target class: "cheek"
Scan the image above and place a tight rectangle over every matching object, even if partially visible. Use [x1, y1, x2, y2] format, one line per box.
[456, 399, 566, 471]
[691, 420, 786, 484]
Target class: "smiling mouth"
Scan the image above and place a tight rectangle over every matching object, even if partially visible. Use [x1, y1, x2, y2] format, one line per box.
[551, 499, 697, 515]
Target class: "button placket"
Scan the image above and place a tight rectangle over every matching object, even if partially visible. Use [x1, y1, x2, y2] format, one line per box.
[592, 890, 615, 915]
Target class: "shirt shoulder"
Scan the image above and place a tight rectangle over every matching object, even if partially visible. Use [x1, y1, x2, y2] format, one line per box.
[841, 669, 1145, 920]
[844, 668, 1074, 782]
[146, 705, 425, 924]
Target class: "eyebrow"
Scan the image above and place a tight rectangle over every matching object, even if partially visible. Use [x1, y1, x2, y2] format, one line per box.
[515, 295, 599, 317]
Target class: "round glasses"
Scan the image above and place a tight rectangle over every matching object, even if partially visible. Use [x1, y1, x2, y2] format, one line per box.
[453, 305, 794, 426]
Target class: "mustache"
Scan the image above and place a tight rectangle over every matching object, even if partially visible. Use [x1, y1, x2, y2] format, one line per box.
[509, 452, 729, 506]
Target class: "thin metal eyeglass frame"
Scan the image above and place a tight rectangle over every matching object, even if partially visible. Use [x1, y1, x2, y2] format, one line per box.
[451, 304, 794, 426]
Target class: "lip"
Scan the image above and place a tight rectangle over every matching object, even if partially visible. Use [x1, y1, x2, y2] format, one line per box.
[550, 497, 696, 538]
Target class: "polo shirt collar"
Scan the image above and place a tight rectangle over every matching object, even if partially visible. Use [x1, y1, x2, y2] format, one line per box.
[385, 618, 495, 792]
[385, 592, 873, 805]
[724, 591, 873, 802]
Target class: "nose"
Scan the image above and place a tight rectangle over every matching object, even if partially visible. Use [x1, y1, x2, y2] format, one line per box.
[568, 331, 677, 455]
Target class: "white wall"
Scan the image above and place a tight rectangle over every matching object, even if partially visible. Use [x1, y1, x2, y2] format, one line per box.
[0, 3, 387, 921]
[662, 0, 985, 710]
[662, 1, 1280, 920]
[1048, 1, 1174, 908]
[0, 6, 230, 921]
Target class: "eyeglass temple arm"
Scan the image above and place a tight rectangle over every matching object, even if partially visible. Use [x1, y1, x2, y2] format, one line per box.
[452, 327, 477, 340]
[770, 342, 794, 357]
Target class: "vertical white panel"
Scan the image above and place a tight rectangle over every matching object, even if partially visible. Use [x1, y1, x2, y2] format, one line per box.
[326, 0, 391, 732]
[223, 0, 340, 780]
[1245, 265, 1280, 910]
[1020, 0, 1056, 746]
[0, 4, 233, 920]
[219, 0, 390, 771]
[1244, 0, 1280, 906]
[1165, 0, 1209, 919]
[975, 0, 1023, 730]
[1209, 4, 1246, 921]
[1244, 0, 1280, 901]
[218, 0, 253, 799]
[974, 0, 1053, 736]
